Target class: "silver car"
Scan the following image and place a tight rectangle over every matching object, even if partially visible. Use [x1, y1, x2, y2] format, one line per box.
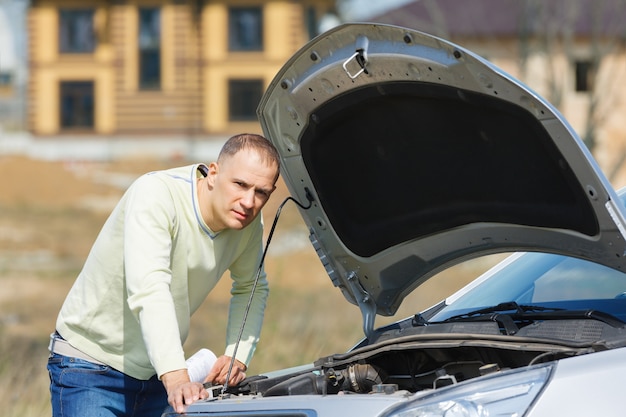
[164, 23, 626, 417]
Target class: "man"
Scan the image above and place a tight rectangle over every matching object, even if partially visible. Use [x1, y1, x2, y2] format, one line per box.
[47, 133, 281, 416]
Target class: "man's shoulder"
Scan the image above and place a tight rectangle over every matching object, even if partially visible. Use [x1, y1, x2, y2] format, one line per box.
[126, 164, 200, 197]
[149, 164, 201, 178]
[138, 164, 205, 186]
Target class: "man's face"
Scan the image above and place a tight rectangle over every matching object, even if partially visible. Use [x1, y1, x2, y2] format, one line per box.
[205, 148, 278, 232]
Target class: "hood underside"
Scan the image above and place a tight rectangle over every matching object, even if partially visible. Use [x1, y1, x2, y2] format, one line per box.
[257, 23, 626, 337]
[300, 80, 595, 256]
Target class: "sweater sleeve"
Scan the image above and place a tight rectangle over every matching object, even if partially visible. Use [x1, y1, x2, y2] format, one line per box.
[224, 217, 269, 367]
[123, 174, 187, 378]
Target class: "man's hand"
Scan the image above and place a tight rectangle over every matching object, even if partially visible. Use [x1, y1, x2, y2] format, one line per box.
[161, 369, 208, 413]
[205, 355, 247, 386]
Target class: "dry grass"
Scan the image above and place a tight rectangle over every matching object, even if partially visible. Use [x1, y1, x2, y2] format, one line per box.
[0, 155, 496, 416]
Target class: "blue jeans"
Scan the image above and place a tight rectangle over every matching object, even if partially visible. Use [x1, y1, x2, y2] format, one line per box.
[47, 353, 169, 417]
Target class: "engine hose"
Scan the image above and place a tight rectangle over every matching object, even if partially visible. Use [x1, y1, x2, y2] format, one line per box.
[344, 364, 386, 393]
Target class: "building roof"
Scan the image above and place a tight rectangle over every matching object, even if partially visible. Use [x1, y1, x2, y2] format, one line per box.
[366, 0, 626, 39]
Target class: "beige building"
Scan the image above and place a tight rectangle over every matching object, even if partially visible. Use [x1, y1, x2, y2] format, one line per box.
[27, 0, 334, 137]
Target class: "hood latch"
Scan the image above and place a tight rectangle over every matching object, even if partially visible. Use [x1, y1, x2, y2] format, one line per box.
[342, 36, 370, 79]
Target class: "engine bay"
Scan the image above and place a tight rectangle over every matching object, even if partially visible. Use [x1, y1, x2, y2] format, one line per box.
[240, 343, 582, 397]
[218, 324, 607, 397]
[223, 316, 626, 398]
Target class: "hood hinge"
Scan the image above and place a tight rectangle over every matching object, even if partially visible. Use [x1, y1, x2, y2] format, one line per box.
[345, 271, 377, 340]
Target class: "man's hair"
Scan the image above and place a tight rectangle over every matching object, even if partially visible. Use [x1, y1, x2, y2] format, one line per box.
[218, 133, 280, 175]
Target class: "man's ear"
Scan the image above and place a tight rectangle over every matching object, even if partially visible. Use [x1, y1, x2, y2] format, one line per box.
[205, 162, 219, 189]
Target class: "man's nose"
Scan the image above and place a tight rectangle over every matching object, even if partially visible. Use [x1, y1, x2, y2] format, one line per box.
[240, 189, 255, 208]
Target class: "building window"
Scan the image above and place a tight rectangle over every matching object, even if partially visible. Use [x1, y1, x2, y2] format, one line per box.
[139, 8, 161, 90]
[229, 79, 263, 121]
[59, 9, 95, 53]
[305, 6, 318, 39]
[0, 71, 12, 86]
[228, 7, 263, 51]
[575, 60, 595, 92]
[60, 81, 94, 129]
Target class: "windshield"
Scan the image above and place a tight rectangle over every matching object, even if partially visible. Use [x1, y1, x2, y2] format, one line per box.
[429, 252, 626, 322]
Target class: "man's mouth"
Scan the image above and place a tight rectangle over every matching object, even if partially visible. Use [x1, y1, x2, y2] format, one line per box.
[233, 209, 249, 221]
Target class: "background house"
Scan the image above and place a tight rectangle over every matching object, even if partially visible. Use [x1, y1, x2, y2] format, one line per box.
[13, 0, 626, 184]
[27, 0, 335, 137]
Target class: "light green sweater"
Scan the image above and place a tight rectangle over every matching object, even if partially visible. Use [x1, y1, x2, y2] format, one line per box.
[56, 164, 269, 380]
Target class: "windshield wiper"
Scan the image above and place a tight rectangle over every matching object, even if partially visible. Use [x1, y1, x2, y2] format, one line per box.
[443, 301, 564, 322]
[438, 301, 567, 335]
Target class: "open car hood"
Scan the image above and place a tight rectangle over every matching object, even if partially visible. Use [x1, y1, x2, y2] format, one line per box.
[257, 23, 626, 338]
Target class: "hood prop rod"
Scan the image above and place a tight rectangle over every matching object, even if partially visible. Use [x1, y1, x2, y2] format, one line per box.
[222, 191, 314, 394]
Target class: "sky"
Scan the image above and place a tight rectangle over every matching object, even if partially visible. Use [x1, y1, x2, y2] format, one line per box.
[338, 0, 414, 21]
[319, 0, 414, 33]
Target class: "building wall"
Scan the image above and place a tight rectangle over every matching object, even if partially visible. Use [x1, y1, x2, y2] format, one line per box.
[29, 1, 119, 134]
[27, 0, 333, 136]
[201, 0, 308, 133]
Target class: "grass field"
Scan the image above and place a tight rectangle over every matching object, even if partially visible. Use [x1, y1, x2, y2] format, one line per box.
[0, 155, 495, 416]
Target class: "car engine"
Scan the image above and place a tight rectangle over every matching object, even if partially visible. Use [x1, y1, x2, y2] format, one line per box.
[224, 317, 626, 397]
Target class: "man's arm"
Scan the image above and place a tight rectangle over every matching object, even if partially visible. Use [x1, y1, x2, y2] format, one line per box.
[123, 174, 188, 376]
